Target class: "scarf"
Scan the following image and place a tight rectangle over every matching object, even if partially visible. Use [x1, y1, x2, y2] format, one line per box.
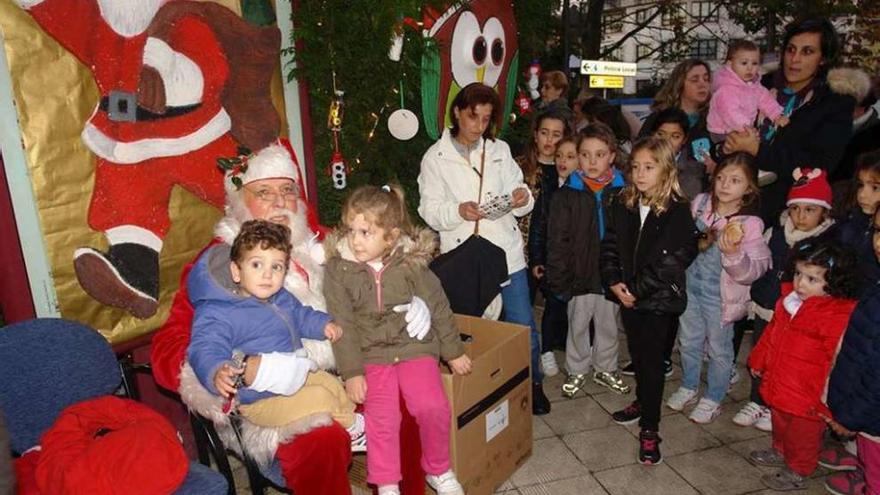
[780, 211, 835, 247]
[583, 169, 614, 193]
[763, 71, 821, 140]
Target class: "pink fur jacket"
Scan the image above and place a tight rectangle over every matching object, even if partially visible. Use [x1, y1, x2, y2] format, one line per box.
[707, 65, 784, 135]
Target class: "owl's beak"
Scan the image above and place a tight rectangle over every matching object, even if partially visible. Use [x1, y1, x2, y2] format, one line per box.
[476, 66, 486, 83]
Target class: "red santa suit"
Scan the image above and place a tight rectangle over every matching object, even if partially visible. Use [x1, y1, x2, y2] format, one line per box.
[19, 0, 278, 318]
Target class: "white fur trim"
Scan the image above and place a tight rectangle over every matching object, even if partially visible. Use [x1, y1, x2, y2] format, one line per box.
[178, 363, 333, 466]
[143, 37, 204, 107]
[97, 0, 162, 37]
[827, 67, 871, 100]
[13, 0, 45, 8]
[238, 143, 298, 187]
[105, 225, 163, 251]
[82, 108, 231, 164]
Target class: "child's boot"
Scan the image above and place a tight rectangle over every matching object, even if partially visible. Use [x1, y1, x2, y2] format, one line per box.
[426, 470, 464, 495]
[824, 469, 866, 495]
[347, 412, 366, 453]
[561, 373, 588, 398]
[638, 429, 662, 465]
[377, 484, 400, 495]
[761, 467, 807, 491]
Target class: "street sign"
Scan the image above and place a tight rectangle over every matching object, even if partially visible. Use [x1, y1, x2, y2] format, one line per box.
[589, 75, 625, 89]
[580, 60, 637, 76]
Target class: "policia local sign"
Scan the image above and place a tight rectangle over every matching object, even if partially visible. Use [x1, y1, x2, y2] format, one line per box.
[581, 60, 637, 89]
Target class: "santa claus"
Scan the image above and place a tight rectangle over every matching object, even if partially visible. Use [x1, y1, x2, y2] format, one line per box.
[151, 142, 431, 494]
[16, 0, 281, 318]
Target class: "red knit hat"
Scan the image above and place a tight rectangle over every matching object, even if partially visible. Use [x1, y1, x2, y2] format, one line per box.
[787, 168, 832, 209]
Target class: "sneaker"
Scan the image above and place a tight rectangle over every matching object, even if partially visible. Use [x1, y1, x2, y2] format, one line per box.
[612, 400, 641, 425]
[426, 470, 465, 495]
[729, 368, 741, 390]
[638, 429, 663, 465]
[761, 467, 807, 491]
[532, 382, 551, 416]
[688, 398, 722, 424]
[749, 448, 786, 467]
[620, 361, 635, 376]
[541, 351, 560, 377]
[561, 373, 588, 399]
[755, 408, 773, 432]
[664, 359, 674, 378]
[593, 371, 631, 395]
[347, 413, 367, 453]
[819, 445, 860, 472]
[824, 470, 866, 495]
[666, 386, 699, 411]
[377, 485, 401, 495]
[733, 401, 765, 427]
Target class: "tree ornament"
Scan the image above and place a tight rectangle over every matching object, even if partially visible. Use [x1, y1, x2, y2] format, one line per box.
[388, 80, 419, 141]
[527, 59, 541, 100]
[326, 76, 348, 190]
[516, 88, 531, 115]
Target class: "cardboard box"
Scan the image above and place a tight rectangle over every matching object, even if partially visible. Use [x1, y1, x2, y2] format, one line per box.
[441, 315, 533, 495]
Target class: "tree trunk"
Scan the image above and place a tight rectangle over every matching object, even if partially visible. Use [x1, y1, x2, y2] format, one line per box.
[582, 0, 605, 59]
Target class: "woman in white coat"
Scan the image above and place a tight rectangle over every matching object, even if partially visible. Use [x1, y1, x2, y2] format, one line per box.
[418, 83, 550, 415]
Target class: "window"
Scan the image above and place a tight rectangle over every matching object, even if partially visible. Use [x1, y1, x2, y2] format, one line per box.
[690, 39, 719, 60]
[636, 43, 653, 59]
[691, 1, 718, 22]
[602, 46, 624, 62]
[603, 10, 624, 34]
[635, 7, 653, 24]
[661, 4, 685, 26]
[636, 79, 654, 93]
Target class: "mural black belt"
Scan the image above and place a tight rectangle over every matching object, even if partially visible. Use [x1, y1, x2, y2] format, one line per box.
[100, 91, 201, 122]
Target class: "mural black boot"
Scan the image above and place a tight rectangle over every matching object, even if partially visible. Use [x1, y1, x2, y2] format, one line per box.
[74, 243, 159, 319]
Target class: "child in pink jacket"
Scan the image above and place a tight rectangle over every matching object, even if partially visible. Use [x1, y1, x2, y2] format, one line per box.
[707, 40, 789, 142]
[666, 153, 771, 423]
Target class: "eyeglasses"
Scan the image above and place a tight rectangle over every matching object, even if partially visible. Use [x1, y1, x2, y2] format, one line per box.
[245, 186, 298, 203]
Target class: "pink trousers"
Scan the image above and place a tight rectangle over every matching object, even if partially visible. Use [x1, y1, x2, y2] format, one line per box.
[364, 356, 451, 486]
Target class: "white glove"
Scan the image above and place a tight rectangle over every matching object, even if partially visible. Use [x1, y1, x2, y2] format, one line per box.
[393, 296, 431, 340]
[249, 350, 317, 395]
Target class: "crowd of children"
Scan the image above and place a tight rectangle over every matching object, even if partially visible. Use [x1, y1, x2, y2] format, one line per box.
[514, 66, 880, 490]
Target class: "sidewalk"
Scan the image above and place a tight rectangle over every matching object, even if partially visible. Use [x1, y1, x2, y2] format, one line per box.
[232, 336, 837, 495]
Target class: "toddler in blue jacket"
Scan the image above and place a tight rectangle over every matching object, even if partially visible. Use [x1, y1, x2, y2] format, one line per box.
[187, 220, 364, 449]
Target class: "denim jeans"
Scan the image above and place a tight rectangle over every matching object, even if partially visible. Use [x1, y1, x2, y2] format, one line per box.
[678, 236, 734, 404]
[501, 269, 543, 384]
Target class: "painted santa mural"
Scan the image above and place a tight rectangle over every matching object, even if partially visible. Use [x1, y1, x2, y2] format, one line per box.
[13, 0, 282, 319]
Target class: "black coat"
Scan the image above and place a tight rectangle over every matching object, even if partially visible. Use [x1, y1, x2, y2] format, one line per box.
[527, 163, 561, 268]
[600, 193, 698, 315]
[756, 70, 856, 223]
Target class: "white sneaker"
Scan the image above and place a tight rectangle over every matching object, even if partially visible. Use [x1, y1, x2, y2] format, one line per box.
[426, 470, 465, 495]
[541, 351, 560, 377]
[347, 413, 367, 452]
[732, 401, 763, 427]
[755, 408, 773, 432]
[666, 386, 699, 411]
[689, 398, 722, 424]
[729, 367, 741, 386]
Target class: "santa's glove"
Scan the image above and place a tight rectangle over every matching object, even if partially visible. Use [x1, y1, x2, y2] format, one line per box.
[393, 296, 431, 340]
[249, 351, 318, 395]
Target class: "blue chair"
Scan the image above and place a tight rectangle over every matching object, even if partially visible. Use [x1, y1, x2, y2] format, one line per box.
[0, 318, 227, 494]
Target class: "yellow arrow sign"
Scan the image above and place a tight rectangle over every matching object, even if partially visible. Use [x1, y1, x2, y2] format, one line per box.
[589, 75, 625, 89]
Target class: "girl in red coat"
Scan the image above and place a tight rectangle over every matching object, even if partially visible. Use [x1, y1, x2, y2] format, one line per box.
[747, 239, 859, 491]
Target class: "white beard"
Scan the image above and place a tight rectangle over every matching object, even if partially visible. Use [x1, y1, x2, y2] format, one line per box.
[97, 0, 164, 37]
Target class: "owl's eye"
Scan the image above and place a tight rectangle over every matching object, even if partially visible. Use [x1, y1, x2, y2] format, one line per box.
[472, 36, 487, 65]
[450, 12, 506, 88]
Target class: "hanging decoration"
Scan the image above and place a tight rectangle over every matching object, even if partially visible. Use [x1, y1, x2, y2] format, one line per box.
[326, 75, 349, 190]
[388, 80, 419, 141]
[516, 88, 532, 115]
[526, 59, 542, 100]
[418, 0, 520, 140]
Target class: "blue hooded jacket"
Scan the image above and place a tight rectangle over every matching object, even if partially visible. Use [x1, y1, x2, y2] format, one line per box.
[186, 244, 331, 404]
[566, 168, 626, 240]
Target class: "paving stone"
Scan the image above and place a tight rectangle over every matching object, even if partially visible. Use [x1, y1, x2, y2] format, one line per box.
[666, 446, 765, 494]
[562, 425, 639, 472]
[541, 396, 614, 435]
[517, 474, 608, 494]
[533, 415, 555, 440]
[508, 437, 591, 487]
[594, 463, 699, 495]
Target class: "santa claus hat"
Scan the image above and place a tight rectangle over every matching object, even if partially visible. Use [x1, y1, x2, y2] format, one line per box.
[787, 167, 832, 210]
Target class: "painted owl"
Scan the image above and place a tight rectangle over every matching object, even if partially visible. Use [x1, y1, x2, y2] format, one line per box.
[421, 0, 519, 140]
